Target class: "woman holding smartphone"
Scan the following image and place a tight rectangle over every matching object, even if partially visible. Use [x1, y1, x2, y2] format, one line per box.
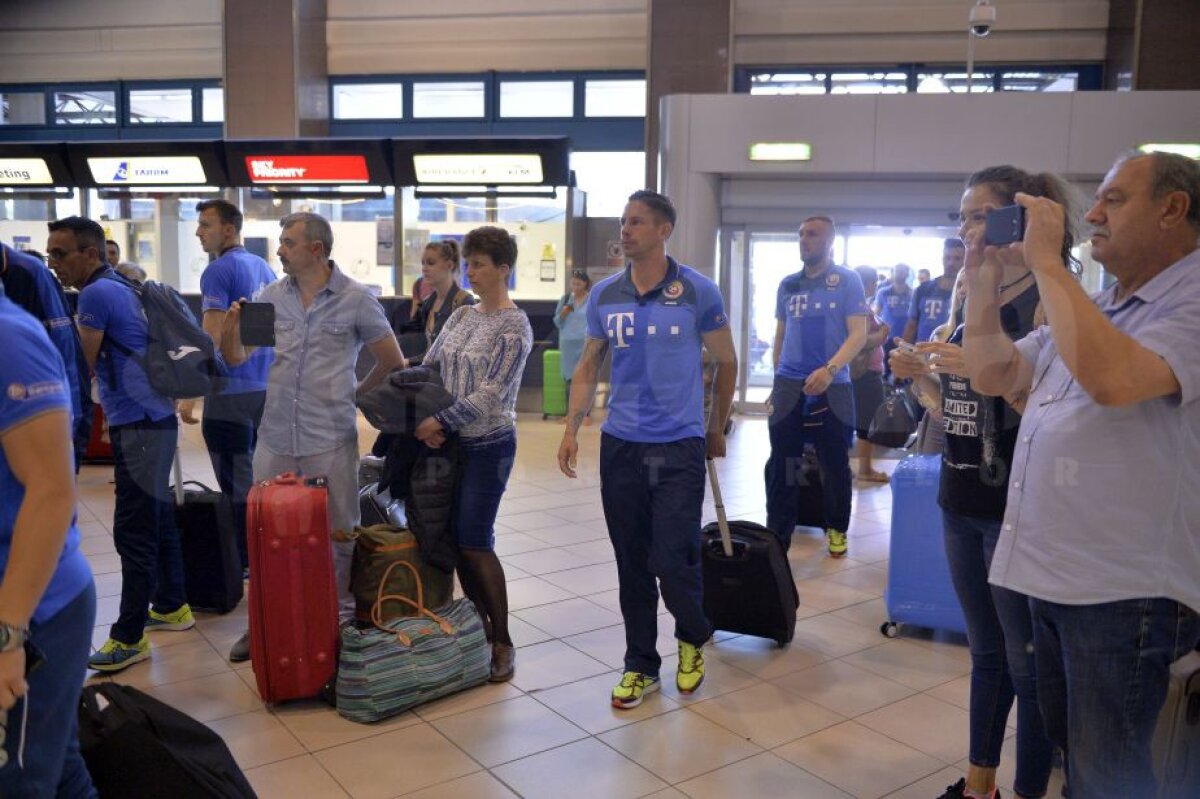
[414, 227, 531, 683]
[890, 165, 1079, 799]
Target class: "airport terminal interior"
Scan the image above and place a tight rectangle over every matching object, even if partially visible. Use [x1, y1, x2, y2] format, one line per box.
[2, 0, 1199, 797]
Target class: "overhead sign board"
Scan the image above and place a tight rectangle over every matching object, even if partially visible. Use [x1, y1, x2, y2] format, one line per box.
[245, 154, 370, 184]
[86, 156, 209, 185]
[412, 154, 544, 184]
[0, 158, 54, 186]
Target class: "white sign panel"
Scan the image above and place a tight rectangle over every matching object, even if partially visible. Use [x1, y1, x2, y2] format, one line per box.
[87, 156, 208, 185]
[412, 154, 543, 185]
[0, 158, 54, 186]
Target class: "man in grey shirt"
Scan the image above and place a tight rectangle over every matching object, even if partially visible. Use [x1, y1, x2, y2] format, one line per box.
[962, 151, 1200, 799]
[221, 212, 404, 662]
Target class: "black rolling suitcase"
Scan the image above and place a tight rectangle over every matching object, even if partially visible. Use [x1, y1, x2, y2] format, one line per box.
[1152, 650, 1200, 798]
[173, 452, 243, 614]
[701, 459, 798, 647]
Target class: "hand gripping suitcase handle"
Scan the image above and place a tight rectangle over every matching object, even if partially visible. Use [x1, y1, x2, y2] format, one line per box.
[705, 458, 734, 558]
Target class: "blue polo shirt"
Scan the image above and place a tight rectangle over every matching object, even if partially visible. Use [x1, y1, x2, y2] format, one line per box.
[200, 245, 277, 394]
[775, 265, 868, 383]
[586, 258, 728, 443]
[909, 278, 954, 342]
[874, 282, 912, 338]
[1, 244, 86, 428]
[76, 268, 174, 427]
[0, 293, 92, 623]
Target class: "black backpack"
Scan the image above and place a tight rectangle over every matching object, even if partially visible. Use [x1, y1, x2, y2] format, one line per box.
[102, 273, 228, 399]
[78, 683, 257, 798]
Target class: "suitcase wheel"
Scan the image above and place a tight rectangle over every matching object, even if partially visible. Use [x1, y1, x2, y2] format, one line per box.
[880, 622, 900, 639]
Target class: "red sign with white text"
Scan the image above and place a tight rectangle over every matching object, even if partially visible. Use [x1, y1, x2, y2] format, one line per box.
[244, 154, 370, 184]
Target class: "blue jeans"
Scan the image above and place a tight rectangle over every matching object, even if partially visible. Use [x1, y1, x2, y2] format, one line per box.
[1031, 597, 1200, 799]
[454, 430, 517, 551]
[201, 390, 265, 570]
[600, 433, 711, 676]
[0, 584, 98, 798]
[765, 378, 854, 542]
[942, 510, 1053, 798]
[110, 414, 187, 644]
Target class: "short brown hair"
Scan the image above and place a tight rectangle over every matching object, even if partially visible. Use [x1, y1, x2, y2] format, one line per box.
[462, 226, 517, 269]
[628, 190, 677, 227]
[196, 199, 244, 232]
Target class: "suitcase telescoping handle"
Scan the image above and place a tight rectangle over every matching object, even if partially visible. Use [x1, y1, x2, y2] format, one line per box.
[172, 445, 184, 506]
[705, 458, 734, 558]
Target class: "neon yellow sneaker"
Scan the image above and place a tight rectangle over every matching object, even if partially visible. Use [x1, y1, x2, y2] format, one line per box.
[88, 636, 150, 672]
[826, 528, 848, 558]
[146, 604, 195, 631]
[676, 640, 705, 694]
[611, 671, 660, 709]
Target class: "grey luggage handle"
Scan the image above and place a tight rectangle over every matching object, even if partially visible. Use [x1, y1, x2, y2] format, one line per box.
[172, 444, 184, 506]
[705, 458, 734, 558]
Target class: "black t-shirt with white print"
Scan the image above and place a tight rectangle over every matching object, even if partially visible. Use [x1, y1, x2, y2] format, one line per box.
[937, 283, 1040, 520]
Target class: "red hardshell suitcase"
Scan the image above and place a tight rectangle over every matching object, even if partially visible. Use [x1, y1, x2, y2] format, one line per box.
[83, 403, 113, 463]
[247, 473, 340, 703]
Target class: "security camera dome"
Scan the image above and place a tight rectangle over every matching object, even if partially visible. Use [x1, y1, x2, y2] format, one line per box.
[969, 0, 996, 38]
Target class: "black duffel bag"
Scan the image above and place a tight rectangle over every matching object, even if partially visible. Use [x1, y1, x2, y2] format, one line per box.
[79, 683, 256, 799]
[868, 385, 917, 449]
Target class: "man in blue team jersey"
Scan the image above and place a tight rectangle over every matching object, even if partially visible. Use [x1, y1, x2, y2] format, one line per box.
[47, 216, 191, 673]
[179, 199, 276, 601]
[872, 262, 911, 378]
[765, 216, 868, 558]
[0, 282, 97, 797]
[903, 238, 964, 343]
[558, 190, 737, 711]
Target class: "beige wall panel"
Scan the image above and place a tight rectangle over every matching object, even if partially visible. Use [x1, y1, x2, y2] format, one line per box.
[0, 51, 221, 83]
[331, 41, 646, 74]
[736, 31, 1108, 66]
[734, 0, 1109, 35]
[1, 0, 220, 28]
[328, 0, 646, 18]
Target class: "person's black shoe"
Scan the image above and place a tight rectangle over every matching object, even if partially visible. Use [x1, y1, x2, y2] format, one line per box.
[229, 631, 251, 663]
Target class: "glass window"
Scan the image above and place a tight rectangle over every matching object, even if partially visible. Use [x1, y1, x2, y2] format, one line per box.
[570, 151, 645, 217]
[54, 90, 117, 124]
[1, 91, 45, 125]
[830, 71, 908, 95]
[499, 80, 574, 118]
[748, 72, 827, 96]
[584, 79, 645, 117]
[1000, 71, 1078, 92]
[412, 82, 485, 119]
[202, 87, 224, 122]
[916, 72, 994, 93]
[128, 88, 193, 124]
[333, 83, 403, 119]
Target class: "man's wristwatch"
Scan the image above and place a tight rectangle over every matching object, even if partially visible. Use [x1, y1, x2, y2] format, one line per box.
[0, 622, 29, 653]
[823, 362, 839, 376]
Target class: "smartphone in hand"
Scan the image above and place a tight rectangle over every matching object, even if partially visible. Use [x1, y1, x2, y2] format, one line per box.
[985, 204, 1026, 246]
[239, 301, 276, 347]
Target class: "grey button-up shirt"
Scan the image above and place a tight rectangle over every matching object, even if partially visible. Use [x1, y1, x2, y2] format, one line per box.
[989, 248, 1200, 615]
[257, 263, 393, 457]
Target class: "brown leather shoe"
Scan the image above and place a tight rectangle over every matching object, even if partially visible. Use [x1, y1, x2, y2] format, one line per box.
[489, 642, 515, 682]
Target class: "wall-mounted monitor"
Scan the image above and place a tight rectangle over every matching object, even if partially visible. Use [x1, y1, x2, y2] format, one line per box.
[66, 141, 227, 188]
[224, 139, 390, 188]
[393, 137, 571, 187]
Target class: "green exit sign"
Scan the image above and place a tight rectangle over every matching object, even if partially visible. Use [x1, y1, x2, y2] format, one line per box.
[749, 142, 813, 162]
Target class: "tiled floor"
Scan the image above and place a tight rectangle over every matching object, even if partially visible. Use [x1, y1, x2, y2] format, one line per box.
[77, 412, 1064, 799]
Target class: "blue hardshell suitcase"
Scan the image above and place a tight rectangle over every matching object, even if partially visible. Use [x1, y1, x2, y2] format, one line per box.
[881, 454, 967, 637]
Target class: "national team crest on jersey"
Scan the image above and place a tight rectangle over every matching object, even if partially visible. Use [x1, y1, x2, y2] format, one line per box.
[663, 280, 684, 300]
[825, 273, 841, 288]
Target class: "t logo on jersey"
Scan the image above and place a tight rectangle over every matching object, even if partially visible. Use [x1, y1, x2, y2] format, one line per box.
[923, 298, 944, 319]
[606, 312, 635, 348]
[786, 293, 809, 317]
